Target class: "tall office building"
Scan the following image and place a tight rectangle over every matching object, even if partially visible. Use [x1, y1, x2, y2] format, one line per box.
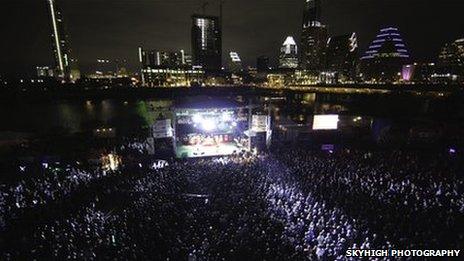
[279, 36, 299, 69]
[191, 15, 222, 72]
[257, 56, 270, 73]
[326, 33, 358, 81]
[138, 48, 191, 69]
[438, 38, 464, 67]
[300, 0, 328, 71]
[36, 66, 55, 78]
[436, 38, 464, 81]
[138, 47, 202, 87]
[360, 27, 411, 82]
[228, 51, 243, 73]
[47, 0, 73, 80]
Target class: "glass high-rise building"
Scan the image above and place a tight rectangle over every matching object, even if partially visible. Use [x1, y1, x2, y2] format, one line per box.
[191, 15, 222, 72]
[437, 38, 464, 81]
[360, 27, 411, 82]
[438, 38, 464, 67]
[138, 47, 201, 87]
[279, 36, 299, 69]
[361, 27, 410, 60]
[300, 0, 328, 71]
[326, 33, 358, 81]
[302, 0, 322, 28]
[36, 66, 55, 78]
[138, 48, 191, 69]
[47, 0, 72, 79]
[228, 52, 243, 73]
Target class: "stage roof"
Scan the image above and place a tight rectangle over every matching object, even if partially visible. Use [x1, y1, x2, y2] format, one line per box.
[174, 96, 244, 110]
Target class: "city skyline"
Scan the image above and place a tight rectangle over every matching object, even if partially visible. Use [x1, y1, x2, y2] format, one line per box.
[2, 0, 464, 77]
[47, 0, 70, 78]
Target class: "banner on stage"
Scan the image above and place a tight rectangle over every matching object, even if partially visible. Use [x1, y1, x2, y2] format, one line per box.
[153, 119, 173, 138]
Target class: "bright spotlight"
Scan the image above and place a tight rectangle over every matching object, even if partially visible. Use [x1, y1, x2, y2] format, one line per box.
[222, 112, 232, 121]
[192, 114, 203, 123]
[201, 119, 216, 131]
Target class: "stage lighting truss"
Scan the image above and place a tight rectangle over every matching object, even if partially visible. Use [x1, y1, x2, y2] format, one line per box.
[190, 112, 238, 132]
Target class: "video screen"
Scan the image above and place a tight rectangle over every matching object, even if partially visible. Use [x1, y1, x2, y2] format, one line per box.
[312, 115, 339, 130]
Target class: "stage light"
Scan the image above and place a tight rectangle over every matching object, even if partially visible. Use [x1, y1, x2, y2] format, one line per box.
[108, 154, 118, 171]
[192, 114, 203, 123]
[101, 154, 121, 171]
[222, 112, 232, 121]
[217, 122, 226, 130]
[201, 119, 216, 131]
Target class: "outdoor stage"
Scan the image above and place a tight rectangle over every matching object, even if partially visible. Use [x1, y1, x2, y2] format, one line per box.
[173, 97, 251, 158]
[176, 142, 245, 158]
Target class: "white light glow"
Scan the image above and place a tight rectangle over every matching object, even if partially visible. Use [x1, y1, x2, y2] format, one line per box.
[222, 112, 232, 121]
[312, 115, 339, 130]
[192, 114, 203, 123]
[201, 119, 216, 131]
[49, 0, 64, 73]
[138, 47, 143, 63]
[229, 52, 241, 62]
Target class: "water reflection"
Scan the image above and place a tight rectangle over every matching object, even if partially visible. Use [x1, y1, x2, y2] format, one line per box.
[0, 92, 443, 135]
[100, 100, 115, 125]
[56, 103, 82, 134]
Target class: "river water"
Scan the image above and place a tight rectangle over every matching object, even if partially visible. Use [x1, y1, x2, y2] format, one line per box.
[0, 92, 457, 136]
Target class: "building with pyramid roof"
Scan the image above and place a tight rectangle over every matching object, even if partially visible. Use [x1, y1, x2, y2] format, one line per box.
[279, 36, 299, 69]
[360, 27, 411, 82]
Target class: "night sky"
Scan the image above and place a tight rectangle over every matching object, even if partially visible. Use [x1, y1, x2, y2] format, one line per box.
[1, 0, 464, 77]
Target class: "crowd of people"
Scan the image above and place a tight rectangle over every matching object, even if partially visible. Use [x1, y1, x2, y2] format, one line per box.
[0, 164, 116, 231]
[119, 138, 153, 155]
[0, 143, 462, 260]
[274, 148, 464, 251]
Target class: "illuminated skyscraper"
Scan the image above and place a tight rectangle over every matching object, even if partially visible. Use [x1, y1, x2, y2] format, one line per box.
[138, 47, 202, 87]
[36, 66, 55, 78]
[326, 33, 358, 81]
[300, 0, 328, 71]
[191, 15, 222, 72]
[47, 0, 72, 79]
[138, 48, 191, 69]
[361, 27, 410, 60]
[279, 36, 299, 69]
[438, 38, 464, 67]
[228, 51, 243, 73]
[360, 27, 411, 82]
[436, 38, 464, 81]
[302, 0, 321, 27]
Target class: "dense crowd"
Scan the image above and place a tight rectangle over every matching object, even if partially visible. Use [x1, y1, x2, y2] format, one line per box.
[271, 148, 464, 255]
[0, 145, 463, 260]
[0, 164, 115, 230]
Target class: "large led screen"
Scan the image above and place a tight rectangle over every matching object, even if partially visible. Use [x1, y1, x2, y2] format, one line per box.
[312, 115, 339, 130]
